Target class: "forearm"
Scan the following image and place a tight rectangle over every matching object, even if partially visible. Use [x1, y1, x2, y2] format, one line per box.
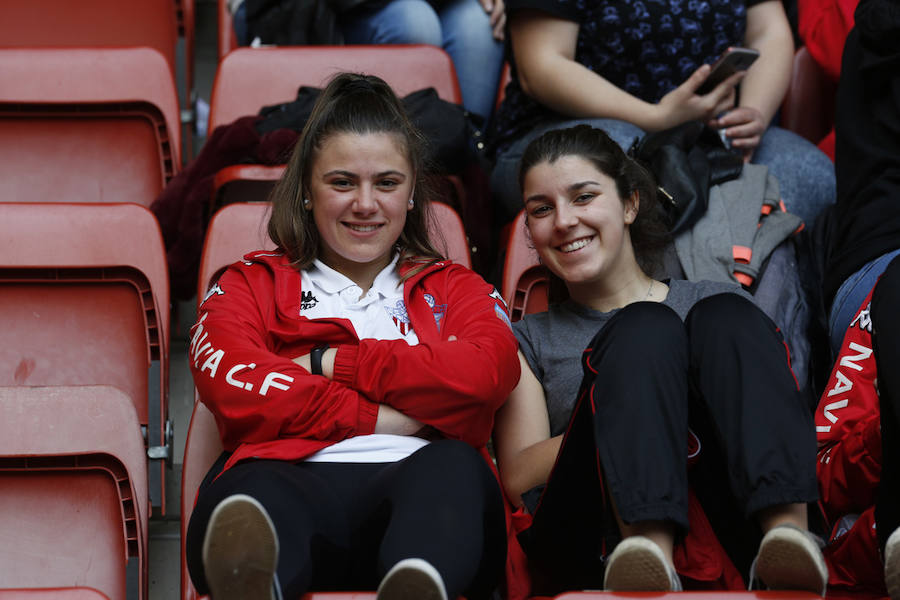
[519, 55, 661, 130]
[501, 435, 562, 507]
[741, 1, 794, 126]
[373, 404, 426, 436]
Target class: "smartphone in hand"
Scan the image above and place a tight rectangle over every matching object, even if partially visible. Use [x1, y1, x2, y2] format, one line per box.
[696, 47, 760, 95]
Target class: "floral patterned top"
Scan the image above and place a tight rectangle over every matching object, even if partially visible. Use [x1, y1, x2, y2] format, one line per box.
[488, 0, 767, 156]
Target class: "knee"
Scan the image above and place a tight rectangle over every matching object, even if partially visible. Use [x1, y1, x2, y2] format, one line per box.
[412, 440, 497, 496]
[686, 293, 768, 337]
[417, 439, 484, 472]
[602, 302, 685, 350]
[380, 0, 441, 43]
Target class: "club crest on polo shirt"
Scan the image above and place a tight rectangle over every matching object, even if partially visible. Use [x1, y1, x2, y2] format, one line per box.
[423, 294, 448, 331]
[385, 300, 413, 336]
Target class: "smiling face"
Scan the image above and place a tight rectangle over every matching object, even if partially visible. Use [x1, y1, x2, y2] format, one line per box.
[523, 155, 643, 297]
[308, 131, 414, 285]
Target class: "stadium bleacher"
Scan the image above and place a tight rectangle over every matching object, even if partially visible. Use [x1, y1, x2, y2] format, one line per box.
[0, 1, 842, 598]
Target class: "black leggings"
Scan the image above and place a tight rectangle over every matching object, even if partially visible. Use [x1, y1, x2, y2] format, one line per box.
[186, 439, 507, 600]
[520, 294, 818, 591]
[872, 255, 900, 552]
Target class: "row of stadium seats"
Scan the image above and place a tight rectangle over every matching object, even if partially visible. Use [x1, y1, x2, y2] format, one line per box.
[0, 3, 835, 597]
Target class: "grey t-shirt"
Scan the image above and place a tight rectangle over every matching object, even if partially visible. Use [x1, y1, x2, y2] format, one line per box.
[513, 279, 752, 437]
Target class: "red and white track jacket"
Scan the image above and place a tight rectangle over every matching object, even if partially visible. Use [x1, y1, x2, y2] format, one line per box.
[189, 251, 521, 472]
[815, 286, 884, 593]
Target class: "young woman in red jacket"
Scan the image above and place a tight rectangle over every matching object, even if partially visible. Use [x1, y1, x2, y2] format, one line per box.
[492, 124, 828, 596]
[184, 73, 520, 600]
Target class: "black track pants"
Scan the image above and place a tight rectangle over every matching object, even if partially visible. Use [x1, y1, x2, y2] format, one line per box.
[520, 295, 818, 589]
[186, 439, 507, 600]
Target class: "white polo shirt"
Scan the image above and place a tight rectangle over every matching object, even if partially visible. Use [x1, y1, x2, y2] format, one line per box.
[300, 255, 429, 463]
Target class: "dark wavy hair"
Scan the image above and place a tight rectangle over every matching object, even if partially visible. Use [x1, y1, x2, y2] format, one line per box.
[267, 72, 443, 275]
[518, 124, 671, 278]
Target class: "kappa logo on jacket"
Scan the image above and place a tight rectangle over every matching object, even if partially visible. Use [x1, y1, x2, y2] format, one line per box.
[201, 282, 225, 307]
[301, 291, 319, 310]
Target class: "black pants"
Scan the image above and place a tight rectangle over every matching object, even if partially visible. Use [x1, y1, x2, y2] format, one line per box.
[873, 255, 900, 552]
[186, 439, 507, 600]
[520, 295, 818, 592]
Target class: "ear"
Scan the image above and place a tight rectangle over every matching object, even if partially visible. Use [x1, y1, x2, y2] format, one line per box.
[624, 191, 640, 225]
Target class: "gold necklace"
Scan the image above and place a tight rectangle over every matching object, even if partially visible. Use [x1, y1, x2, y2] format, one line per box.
[644, 279, 654, 301]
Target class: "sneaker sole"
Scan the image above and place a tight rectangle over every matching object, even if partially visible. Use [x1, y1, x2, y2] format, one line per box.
[755, 527, 827, 595]
[885, 527, 900, 600]
[202, 494, 278, 600]
[604, 537, 674, 591]
[377, 558, 447, 600]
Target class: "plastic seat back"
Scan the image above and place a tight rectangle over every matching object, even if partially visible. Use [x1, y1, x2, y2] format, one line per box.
[0, 47, 181, 205]
[0, 0, 178, 83]
[779, 46, 836, 146]
[209, 45, 461, 131]
[555, 593, 822, 600]
[217, 0, 239, 61]
[0, 203, 171, 512]
[501, 210, 549, 321]
[180, 399, 223, 600]
[0, 385, 148, 600]
[196, 201, 471, 304]
[0, 590, 110, 599]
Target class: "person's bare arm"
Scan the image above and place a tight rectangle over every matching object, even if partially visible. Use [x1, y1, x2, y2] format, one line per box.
[715, 0, 794, 156]
[510, 9, 741, 131]
[493, 352, 562, 507]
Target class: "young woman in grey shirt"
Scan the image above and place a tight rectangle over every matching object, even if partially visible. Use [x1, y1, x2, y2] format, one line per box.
[493, 124, 828, 596]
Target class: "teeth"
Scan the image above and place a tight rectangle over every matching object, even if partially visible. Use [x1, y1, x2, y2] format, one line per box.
[559, 237, 591, 253]
[347, 224, 380, 232]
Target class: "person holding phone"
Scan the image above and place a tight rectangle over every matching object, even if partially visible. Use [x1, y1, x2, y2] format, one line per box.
[488, 0, 835, 228]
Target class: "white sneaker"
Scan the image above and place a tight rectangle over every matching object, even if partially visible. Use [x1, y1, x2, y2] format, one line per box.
[202, 494, 280, 600]
[885, 526, 900, 600]
[377, 558, 448, 600]
[603, 536, 682, 592]
[751, 524, 828, 596]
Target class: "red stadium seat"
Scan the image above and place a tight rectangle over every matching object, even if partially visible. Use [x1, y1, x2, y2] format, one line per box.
[180, 399, 222, 600]
[554, 593, 822, 599]
[206, 45, 466, 214]
[195, 201, 471, 303]
[495, 62, 512, 114]
[0, 203, 172, 514]
[0, 589, 110, 599]
[501, 210, 549, 321]
[217, 0, 239, 61]
[0, 385, 148, 600]
[0, 48, 181, 205]
[195, 202, 277, 301]
[209, 45, 461, 130]
[779, 46, 837, 147]
[0, 0, 178, 82]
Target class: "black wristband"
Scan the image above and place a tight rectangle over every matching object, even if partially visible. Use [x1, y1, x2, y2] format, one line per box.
[310, 344, 329, 376]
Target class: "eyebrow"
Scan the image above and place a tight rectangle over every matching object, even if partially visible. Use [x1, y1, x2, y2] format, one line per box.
[525, 180, 601, 204]
[323, 169, 407, 179]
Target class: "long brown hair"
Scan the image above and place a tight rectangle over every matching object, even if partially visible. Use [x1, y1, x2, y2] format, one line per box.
[518, 124, 671, 301]
[267, 72, 443, 276]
